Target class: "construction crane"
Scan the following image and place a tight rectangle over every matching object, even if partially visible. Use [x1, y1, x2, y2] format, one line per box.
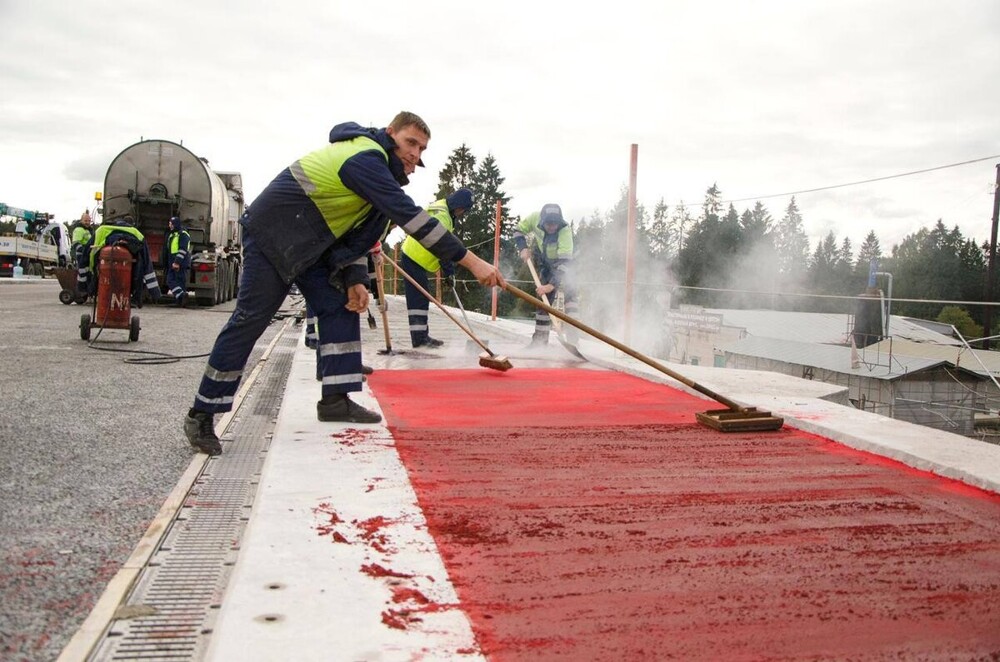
[0, 202, 66, 276]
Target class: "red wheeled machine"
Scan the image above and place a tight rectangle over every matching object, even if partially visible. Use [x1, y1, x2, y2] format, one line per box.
[80, 245, 141, 342]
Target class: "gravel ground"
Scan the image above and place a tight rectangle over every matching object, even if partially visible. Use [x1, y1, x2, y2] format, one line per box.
[0, 278, 297, 662]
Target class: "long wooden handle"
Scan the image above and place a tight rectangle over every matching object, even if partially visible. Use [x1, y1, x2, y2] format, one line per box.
[374, 265, 392, 351]
[503, 282, 745, 412]
[523, 258, 562, 331]
[383, 255, 495, 357]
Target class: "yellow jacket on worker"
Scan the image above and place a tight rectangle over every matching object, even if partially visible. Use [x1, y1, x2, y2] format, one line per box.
[402, 199, 454, 272]
[515, 205, 574, 262]
[401, 188, 474, 274]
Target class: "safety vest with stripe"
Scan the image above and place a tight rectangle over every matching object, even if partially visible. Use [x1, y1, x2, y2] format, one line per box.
[401, 199, 452, 272]
[290, 136, 388, 239]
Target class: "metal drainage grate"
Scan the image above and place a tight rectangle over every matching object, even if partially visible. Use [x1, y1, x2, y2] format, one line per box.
[88, 328, 299, 661]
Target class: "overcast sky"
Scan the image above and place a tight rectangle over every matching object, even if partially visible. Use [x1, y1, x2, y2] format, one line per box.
[2, 0, 999, 253]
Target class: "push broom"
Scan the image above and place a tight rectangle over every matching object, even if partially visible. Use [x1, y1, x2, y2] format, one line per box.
[383, 255, 513, 372]
[503, 283, 783, 431]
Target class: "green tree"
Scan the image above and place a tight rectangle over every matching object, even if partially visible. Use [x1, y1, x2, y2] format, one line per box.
[647, 198, 672, 259]
[667, 201, 692, 257]
[435, 144, 476, 197]
[773, 197, 810, 307]
[676, 184, 732, 307]
[937, 305, 983, 340]
[855, 230, 882, 286]
[836, 236, 857, 295]
[885, 220, 986, 321]
[808, 232, 840, 311]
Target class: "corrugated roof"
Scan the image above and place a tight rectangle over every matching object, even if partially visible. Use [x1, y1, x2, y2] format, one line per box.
[867, 338, 1000, 378]
[700, 308, 961, 346]
[716, 335, 960, 380]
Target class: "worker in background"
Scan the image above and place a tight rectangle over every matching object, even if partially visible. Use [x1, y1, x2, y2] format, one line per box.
[513, 203, 578, 347]
[71, 211, 94, 292]
[183, 111, 505, 456]
[401, 188, 473, 348]
[88, 216, 163, 304]
[164, 217, 191, 306]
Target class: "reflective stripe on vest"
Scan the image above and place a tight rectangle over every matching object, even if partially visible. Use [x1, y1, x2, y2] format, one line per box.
[290, 136, 387, 238]
[401, 200, 453, 272]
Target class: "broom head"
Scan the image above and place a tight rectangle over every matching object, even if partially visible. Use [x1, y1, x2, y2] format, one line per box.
[479, 352, 513, 372]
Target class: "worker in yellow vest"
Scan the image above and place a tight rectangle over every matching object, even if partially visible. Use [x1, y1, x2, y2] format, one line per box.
[400, 188, 473, 348]
[164, 217, 191, 306]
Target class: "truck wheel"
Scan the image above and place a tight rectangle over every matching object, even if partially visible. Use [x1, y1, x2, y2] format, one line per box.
[59, 290, 74, 305]
[80, 314, 91, 341]
[129, 316, 141, 342]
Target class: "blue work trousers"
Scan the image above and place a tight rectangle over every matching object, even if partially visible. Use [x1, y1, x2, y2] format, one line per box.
[166, 264, 188, 301]
[401, 252, 431, 347]
[193, 231, 362, 414]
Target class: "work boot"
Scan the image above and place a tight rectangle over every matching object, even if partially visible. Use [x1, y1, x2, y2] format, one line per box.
[317, 394, 382, 423]
[361, 364, 374, 375]
[424, 337, 445, 348]
[184, 408, 223, 456]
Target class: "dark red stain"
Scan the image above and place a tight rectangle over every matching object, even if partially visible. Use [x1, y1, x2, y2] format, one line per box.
[313, 502, 345, 540]
[361, 563, 413, 579]
[335, 428, 376, 446]
[368, 368, 1000, 661]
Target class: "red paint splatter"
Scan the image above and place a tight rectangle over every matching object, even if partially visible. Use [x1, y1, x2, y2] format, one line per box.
[391, 586, 430, 605]
[313, 502, 345, 539]
[355, 516, 394, 553]
[361, 563, 412, 579]
[381, 608, 422, 630]
[334, 427, 377, 447]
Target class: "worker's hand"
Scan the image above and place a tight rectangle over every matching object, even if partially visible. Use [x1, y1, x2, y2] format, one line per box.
[443, 275, 456, 290]
[459, 252, 506, 288]
[171, 263, 180, 271]
[345, 283, 369, 312]
[519, 248, 531, 263]
[372, 251, 384, 270]
[536, 283, 555, 297]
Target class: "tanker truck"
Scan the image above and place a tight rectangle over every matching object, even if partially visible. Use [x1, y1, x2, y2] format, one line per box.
[101, 139, 244, 306]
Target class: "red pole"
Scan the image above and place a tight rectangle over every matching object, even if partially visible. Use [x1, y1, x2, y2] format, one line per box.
[491, 199, 502, 320]
[624, 144, 638, 344]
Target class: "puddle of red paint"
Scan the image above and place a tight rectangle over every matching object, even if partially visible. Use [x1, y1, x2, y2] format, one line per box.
[368, 368, 1000, 660]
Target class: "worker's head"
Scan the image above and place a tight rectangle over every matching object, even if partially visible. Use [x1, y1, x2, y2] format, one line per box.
[116, 215, 134, 227]
[168, 216, 180, 231]
[446, 188, 474, 220]
[539, 203, 565, 234]
[387, 111, 430, 176]
[81, 211, 91, 225]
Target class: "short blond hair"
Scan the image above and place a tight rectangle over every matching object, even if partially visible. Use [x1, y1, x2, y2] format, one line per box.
[389, 111, 430, 138]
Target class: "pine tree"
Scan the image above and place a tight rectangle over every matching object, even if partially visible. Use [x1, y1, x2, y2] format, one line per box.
[647, 198, 672, 259]
[435, 144, 476, 198]
[773, 197, 810, 307]
[855, 230, 882, 286]
[668, 201, 692, 257]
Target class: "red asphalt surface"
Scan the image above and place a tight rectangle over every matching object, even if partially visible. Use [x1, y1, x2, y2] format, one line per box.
[368, 368, 1000, 661]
